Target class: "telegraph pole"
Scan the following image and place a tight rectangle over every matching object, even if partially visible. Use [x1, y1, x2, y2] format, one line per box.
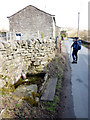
[77, 12, 80, 38]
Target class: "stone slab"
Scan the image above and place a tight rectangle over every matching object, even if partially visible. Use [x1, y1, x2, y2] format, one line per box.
[41, 78, 58, 101]
[13, 84, 37, 98]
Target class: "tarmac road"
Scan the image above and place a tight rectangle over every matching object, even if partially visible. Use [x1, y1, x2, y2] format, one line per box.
[64, 38, 88, 118]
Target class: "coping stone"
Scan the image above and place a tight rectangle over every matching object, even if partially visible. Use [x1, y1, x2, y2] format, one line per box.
[41, 77, 58, 101]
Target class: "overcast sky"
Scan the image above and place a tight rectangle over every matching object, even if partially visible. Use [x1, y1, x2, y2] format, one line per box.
[0, 0, 89, 30]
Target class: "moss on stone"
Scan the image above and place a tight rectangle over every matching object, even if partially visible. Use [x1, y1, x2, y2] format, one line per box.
[1, 82, 15, 95]
[23, 92, 40, 107]
[0, 74, 3, 78]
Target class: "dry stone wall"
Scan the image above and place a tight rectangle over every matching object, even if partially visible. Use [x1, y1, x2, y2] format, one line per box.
[0, 38, 56, 88]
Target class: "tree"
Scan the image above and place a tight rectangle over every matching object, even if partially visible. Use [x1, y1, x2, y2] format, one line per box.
[61, 30, 67, 37]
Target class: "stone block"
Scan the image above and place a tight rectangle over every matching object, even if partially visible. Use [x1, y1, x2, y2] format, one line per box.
[3, 42, 11, 49]
[0, 67, 2, 73]
[40, 61, 48, 65]
[0, 43, 4, 49]
[34, 60, 41, 65]
[0, 79, 6, 88]
[8, 56, 12, 60]
[13, 84, 37, 98]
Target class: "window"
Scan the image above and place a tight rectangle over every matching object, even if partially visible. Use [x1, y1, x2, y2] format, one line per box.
[16, 33, 21, 40]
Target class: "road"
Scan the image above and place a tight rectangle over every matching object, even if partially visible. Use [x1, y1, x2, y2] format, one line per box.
[64, 38, 88, 118]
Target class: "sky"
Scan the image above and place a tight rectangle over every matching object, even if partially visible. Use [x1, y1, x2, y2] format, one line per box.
[0, 0, 89, 30]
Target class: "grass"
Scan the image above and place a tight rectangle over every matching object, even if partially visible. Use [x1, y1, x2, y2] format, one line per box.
[1, 82, 15, 95]
[15, 104, 20, 108]
[44, 95, 59, 114]
[23, 92, 40, 107]
[82, 43, 90, 49]
[44, 77, 62, 114]
[44, 82, 61, 114]
[42, 53, 66, 114]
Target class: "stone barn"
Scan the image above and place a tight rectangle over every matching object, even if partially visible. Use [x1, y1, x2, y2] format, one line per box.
[7, 5, 56, 41]
[0, 5, 57, 88]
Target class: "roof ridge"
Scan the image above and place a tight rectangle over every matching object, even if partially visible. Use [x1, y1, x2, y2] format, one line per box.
[7, 5, 55, 18]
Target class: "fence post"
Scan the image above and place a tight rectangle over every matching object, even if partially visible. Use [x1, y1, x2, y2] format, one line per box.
[60, 40, 61, 53]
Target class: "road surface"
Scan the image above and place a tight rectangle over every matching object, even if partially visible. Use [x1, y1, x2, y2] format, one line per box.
[64, 38, 88, 118]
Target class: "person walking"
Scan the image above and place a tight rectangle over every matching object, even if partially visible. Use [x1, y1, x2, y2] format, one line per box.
[71, 37, 81, 63]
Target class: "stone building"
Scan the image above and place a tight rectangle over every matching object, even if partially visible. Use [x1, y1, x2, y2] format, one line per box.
[0, 29, 8, 41]
[0, 5, 57, 88]
[7, 5, 56, 41]
[56, 26, 61, 39]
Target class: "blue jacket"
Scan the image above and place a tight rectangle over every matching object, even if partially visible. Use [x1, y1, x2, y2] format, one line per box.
[71, 40, 81, 50]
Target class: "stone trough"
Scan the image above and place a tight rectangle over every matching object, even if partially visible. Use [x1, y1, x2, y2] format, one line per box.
[12, 73, 48, 106]
[0, 71, 49, 106]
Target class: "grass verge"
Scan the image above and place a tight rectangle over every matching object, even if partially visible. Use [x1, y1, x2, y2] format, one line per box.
[82, 43, 90, 49]
[42, 53, 67, 114]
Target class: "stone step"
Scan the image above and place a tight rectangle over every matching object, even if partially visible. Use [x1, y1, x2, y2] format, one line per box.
[40, 78, 58, 101]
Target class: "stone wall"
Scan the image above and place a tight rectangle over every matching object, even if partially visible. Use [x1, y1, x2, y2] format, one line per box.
[0, 38, 56, 88]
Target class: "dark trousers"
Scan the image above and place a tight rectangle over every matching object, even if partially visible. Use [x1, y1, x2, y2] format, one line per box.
[72, 49, 78, 61]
